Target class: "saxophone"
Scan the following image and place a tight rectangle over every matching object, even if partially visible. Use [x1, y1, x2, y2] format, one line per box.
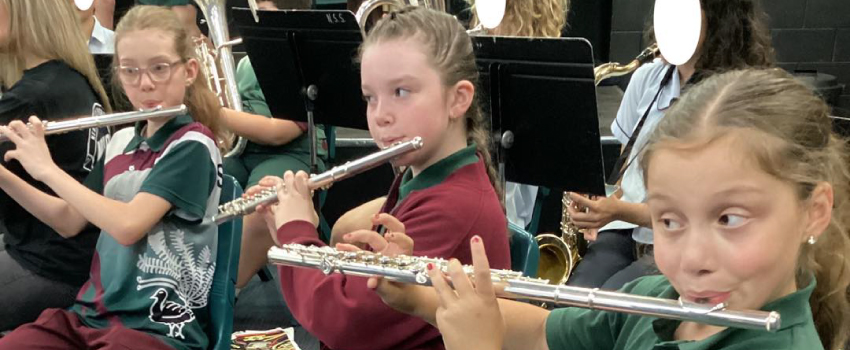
[536, 44, 660, 285]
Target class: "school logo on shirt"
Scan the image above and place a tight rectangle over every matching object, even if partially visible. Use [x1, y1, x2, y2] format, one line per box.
[84, 103, 110, 171]
[136, 229, 215, 339]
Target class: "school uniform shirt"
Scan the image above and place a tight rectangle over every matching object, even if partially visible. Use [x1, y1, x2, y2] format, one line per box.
[89, 17, 115, 54]
[73, 115, 222, 350]
[274, 144, 512, 350]
[546, 275, 821, 350]
[0, 60, 107, 287]
[604, 60, 682, 244]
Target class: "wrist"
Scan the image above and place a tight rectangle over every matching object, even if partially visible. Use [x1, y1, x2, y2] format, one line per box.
[38, 164, 65, 184]
[610, 198, 627, 222]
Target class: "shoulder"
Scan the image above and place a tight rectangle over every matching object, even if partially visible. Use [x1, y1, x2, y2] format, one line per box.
[399, 162, 506, 240]
[105, 127, 137, 161]
[12, 61, 93, 103]
[722, 326, 823, 350]
[236, 56, 253, 75]
[161, 122, 221, 161]
[619, 275, 673, 296]
[405, 162, 500, 218]
[29, 61, 88, 84]
[629, 60, 673, 91]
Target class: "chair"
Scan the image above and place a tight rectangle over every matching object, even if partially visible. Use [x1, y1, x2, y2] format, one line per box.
[508, 222, 539, 277]
[209, 174, 244, 350]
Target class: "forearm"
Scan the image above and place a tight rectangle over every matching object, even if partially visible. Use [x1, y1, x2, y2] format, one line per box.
[331, 197, 387, 246]
[41, 168, 154, 245]
[0, 170, 87, 237]
[221, 108, 303, 146]
[615, 201, 652, 228]
[500, 300, 551, 350]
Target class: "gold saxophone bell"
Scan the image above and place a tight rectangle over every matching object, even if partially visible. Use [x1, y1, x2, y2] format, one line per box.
[536, 44, 659, 285]
[535, 193, 583, 285]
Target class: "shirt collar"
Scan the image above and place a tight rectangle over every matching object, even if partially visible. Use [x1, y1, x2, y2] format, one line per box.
[89, 17, 115, 54]
[398, 144, 479, 200]
[125, 114, 194, 152]
[651, 275, 817, 348]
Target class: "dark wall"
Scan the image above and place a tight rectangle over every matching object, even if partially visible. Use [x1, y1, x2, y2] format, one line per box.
[609, 0, 850, 111]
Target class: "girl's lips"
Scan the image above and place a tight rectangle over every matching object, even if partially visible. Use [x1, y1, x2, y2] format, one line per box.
[142, 101, 162, 109]
[380, 137, 404, 147]
[683, 291, 731, 306]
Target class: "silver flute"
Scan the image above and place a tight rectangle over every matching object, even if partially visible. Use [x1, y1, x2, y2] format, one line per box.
[213, 137, 423, 224]
[268, 244, 781, 332]
[0, 105, 188, 143]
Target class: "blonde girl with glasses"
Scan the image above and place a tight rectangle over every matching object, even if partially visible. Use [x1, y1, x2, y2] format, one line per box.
[0, 5, 224, 350]
[0, 0, 111, 331]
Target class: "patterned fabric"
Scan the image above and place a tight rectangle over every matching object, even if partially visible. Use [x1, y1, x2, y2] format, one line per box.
[74, 115, 222, 350]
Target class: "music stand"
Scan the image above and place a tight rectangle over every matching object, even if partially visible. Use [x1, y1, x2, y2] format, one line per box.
[474, 36, 606, 196]
[232, 8, 367, 174]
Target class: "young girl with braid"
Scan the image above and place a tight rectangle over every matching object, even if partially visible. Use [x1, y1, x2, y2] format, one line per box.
[376, 69, 850, 350]
[330, 0, 571, 241]
[249, 7, 511, 350]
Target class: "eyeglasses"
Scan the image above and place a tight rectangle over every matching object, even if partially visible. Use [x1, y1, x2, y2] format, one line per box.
[115, 60, 184, 86]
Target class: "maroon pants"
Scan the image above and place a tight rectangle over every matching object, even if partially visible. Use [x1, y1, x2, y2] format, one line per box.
[0, 309, 172, 350]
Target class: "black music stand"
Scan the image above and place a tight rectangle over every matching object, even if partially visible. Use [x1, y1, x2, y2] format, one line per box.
[232, 8, 367, 174]
[474, 36, 606, 197]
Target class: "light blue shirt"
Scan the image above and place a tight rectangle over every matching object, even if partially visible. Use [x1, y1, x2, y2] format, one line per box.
[601, 60, 681, 244]
[506, 182, 538, 229]
[88, 17, 115, 54]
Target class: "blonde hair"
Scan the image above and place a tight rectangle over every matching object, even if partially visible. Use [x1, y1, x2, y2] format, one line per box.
[465, 0, 569, 38]
[113, 6, 229, 151]
[0, 0, 111, 112]
[640, 69, 850, 350]
[358, 7, 502, 201]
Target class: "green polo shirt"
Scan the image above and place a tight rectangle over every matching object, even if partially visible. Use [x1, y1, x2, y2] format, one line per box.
[546, 275, 822, 350]
[398, 144, 479, 201]
[235, 57, 326, 157]
[77, 115, 221, 350]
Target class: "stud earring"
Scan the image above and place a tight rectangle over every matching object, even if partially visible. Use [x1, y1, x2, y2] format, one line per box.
[807, 235, 817, 245]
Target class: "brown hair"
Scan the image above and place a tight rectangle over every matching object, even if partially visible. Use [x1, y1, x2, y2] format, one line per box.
[640, 69, 850, 350]
[358, 7, 502, 201]
[112, 5, 228, 151]
[0, 0, 112, 112]
[466, 0, 569, 38]
[646, 0, 775, 83]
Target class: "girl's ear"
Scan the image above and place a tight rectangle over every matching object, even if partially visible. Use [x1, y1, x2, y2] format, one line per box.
[184, 57, 200, 84]
[803, 182, 833, 243]
[448, 80, 474, 121]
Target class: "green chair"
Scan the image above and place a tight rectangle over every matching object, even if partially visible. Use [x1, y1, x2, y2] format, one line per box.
[526, 186, 550, 235]
[508, 222, 539, 277]
[209, 174, 243, 350]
